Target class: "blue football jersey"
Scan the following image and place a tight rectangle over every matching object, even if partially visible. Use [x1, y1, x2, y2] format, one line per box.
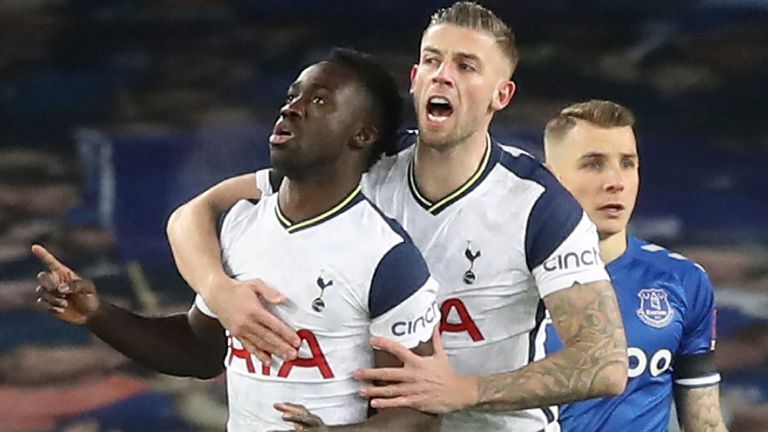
[544, 236, 720, 432]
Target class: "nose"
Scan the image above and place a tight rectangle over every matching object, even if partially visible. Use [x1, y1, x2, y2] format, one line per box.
[280, 97, 304, 119]
[432, 63, 455, 88]
[603, 167, 625, 193]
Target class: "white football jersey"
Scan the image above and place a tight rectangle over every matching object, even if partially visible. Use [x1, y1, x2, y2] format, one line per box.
[254, 134, 609, 432]
[196, 186, 439, 431]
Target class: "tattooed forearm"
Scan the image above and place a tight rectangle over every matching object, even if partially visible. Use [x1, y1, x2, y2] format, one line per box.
[675, 385, 729, 432]
[474, 280, 628, 412]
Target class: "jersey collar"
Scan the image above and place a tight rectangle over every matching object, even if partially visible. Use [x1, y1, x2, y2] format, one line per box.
[408, 134, 500, 215]
[275, 185, 363, 234]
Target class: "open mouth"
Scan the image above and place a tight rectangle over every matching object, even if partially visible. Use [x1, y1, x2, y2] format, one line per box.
[426, 96, 454, 123]
[270, 121, 294, 144]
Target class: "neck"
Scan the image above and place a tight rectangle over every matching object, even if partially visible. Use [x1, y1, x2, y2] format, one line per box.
[278, 168, 361, 222]
[413, 129, 489, 202]
[599, 229, 628, 264]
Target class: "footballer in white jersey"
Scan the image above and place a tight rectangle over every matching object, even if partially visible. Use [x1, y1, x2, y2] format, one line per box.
[196, 188, 439, 431]
[255, 132, 609, 431]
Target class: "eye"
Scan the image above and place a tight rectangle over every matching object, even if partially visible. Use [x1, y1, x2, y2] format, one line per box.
[285, 94, 296, 104]
[621, 159, 637, 169]
[583, 160, 603, 170]
[458, 63, 476, 72]
[312, 96, 326, 105]
[422, 57, 439, 66]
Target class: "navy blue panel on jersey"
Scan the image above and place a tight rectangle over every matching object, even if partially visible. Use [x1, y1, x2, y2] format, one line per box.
[544, 236, 719, 431]
[497, 150, 583, 270]
[393, 129, 418, 155]
[369, 241, 430, 319]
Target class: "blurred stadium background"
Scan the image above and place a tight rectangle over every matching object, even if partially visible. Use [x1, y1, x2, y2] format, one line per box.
[1, 0, 766, 431]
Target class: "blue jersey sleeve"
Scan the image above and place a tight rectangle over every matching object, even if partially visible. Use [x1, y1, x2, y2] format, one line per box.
[674, 265, 720, 386]
[678, 266, 717, 357]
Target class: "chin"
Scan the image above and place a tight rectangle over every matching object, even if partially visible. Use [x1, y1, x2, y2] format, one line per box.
[597, 223, 627, 240]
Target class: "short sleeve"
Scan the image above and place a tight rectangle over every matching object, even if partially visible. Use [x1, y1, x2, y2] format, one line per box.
[530, 212, 610, 298]
[367, 241, 440, 349]
[674, 266, 720, 387]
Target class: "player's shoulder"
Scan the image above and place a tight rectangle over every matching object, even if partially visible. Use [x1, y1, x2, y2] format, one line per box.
[491, 138, 583, 224]
[363, 130, 415, 191]
[629, 237, 710, 283]
[223, 197, 265, 225]
[356, 194, 414, 245]
[377, 129, 417, 162]
[493, 139, 557, 187]
[219, 198, 267, 245]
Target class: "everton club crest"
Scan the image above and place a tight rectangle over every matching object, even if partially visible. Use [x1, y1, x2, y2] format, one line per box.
[636, 288, 675, 328]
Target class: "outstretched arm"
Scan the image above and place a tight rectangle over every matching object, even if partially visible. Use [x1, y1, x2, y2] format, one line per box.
[166, 172, 300, 361]
[166, 173, 260, 299]
[33, 244, 226, 379]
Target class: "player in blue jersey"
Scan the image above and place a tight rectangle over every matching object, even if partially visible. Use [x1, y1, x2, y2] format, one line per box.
[33, 48, 442, 432]
[543, 99, 728, 431]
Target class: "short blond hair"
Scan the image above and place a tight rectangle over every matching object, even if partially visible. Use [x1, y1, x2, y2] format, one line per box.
[427, 1, 518, 75]
[545, 99, 636, 144]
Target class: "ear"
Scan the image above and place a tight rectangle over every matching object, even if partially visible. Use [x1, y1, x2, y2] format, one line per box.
[490, 80, 516, 111]
[409, 64, 418, 94]
[351, 125, 378, 150]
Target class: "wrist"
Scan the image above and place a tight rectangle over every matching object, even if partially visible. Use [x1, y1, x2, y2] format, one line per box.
[201, 271, 230, 300]
[84, 301, 110, 328]
[459, 374, 480, 410]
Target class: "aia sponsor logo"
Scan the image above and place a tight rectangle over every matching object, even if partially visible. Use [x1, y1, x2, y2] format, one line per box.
[227, 329, 334, 379]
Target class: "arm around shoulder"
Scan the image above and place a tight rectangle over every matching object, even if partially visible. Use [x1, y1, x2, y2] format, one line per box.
[166, 173, 262, 297]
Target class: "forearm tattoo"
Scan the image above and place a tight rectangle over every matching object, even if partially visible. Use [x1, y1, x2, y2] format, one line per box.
[475, 281, 628, 412]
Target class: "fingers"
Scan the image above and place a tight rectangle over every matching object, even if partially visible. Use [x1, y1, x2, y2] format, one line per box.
[359, 382, 416, 399]
[369, 395, 415, 410]
[237, 334, 274, 365]
[238, 322, 298, 360]
[35, 285, 67, 313]
[37, 271, 62, 291]
[354, 366, 411, 383]
[37, 272, 87, 295]
[432, 326, 445, 356]
[248, 279, 287, 304]
[369, 336, 417, 363]
[273, 402, 307, 414]
[273, 402, 321, 428]
[31, 244, 77, 280]
[252, 310, 301, 351]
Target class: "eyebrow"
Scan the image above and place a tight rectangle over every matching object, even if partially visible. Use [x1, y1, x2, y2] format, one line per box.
[422, 46, 482, 64]
[287, 82, 331, 93]
[578, 152, 638, 160]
